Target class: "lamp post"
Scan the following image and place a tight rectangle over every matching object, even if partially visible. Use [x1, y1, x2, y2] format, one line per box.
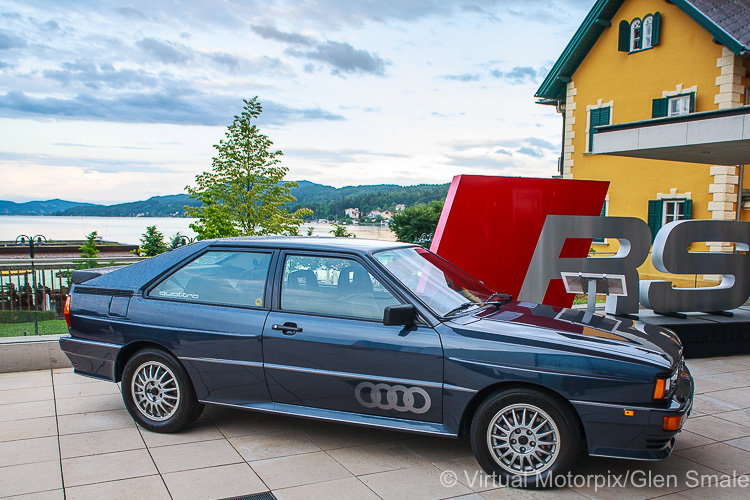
[16, 235, 47, 335]
[176, 235, 196, 247]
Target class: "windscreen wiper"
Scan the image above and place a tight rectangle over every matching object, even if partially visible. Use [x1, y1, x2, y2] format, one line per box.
[444, 302, 480, 317]
[482, 292, 513, 308]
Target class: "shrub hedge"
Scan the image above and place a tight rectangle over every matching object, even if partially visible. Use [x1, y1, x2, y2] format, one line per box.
[0, 310, 58, 324]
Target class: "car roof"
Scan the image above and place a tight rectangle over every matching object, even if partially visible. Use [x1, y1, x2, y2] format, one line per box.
[203, 236, 415, 254]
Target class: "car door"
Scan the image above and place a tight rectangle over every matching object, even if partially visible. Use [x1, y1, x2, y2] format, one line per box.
[262, 251, 443, 423]
[133, 247, 276, 405]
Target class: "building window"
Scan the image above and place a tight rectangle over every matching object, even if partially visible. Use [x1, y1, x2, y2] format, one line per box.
[663, 200, 687, 225]
[652, 92, 695, 118]
[588, 106, 611, 153]
[630, 19, 642, 51]
[619, 13, 660, 53]
[668, 95, 691, 116]
[647, 198, 692, 243]
[643, 15, 654, 48]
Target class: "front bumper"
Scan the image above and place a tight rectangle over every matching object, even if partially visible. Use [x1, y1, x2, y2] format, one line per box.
[571, 363, 694, 460]
[59, 335, 123, 382]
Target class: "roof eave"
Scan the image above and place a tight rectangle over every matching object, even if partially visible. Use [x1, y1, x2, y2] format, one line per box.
[535, 0, 622, 101]
[670, 0, 748, 55]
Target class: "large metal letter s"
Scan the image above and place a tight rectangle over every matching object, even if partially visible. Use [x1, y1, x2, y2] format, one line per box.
[518, 216, 651, 315]
[640, 220, 750, 312]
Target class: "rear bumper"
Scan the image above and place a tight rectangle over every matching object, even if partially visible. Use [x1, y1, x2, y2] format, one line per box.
[572, 364, 694, 460]
[59, 335, 122, 382]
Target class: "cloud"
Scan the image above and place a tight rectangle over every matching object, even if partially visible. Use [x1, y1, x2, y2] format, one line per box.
[43, 63, 160, 90]
[209, 52, 239, 70]
[284, 147, 408, 163]
[42, 20, 60, 31]
[495, 148, 512, 155]
[0, 30, 25, 50]
[490, 66, 539, 85]
[0, 90, 344, 126]
[136, 38, 193, 64]
[524, 137, 557, 150]
[517, 146, 544, 158]
[286, 41, 388, 76]
[443, 154, 518, 169]
[440, 73, 481, 82]
[0, 151, 160, 173]
[115, 7, 147, 20]
[251, 25, 312, 46]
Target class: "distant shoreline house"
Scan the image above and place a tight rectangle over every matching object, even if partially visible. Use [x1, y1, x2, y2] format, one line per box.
[344, 208, 360, 219]
[367, 210, 394, 220]
[535, 0, 749, 284]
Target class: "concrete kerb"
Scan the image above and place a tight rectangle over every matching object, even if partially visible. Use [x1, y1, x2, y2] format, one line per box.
[0, 334, 72, 373]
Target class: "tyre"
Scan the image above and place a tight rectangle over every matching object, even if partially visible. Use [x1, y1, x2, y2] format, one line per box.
[121, 348, 204, 433]
[470, 387, 583, 489]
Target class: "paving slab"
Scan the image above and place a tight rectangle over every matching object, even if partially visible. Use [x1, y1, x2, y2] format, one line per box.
[1, 355, 750, 499]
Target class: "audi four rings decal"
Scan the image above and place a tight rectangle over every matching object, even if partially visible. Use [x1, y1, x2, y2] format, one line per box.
[355, 381, 432, 414]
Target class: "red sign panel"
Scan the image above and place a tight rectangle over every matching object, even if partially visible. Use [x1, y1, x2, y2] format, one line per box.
[431, 175, 609, 308]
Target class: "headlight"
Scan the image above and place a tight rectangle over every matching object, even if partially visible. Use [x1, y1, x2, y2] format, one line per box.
[653, 360, 681, 400]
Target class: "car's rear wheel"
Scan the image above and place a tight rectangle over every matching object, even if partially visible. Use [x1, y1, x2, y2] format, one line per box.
[121, 348, 203, 433]
[470, 387, 583, 489]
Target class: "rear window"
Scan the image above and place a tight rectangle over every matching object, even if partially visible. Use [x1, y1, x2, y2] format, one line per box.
[148, 251, 272, 307]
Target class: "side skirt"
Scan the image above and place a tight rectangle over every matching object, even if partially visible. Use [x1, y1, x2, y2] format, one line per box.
[201, 399, 458, 437]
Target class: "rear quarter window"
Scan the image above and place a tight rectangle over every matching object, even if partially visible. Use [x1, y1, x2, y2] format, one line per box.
[148, 251, 272, 307]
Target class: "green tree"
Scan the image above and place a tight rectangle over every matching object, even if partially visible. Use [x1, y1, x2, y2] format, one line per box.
[330, 225, 356, 238]
[76, 231, 100, 269]
[140, 226, 168, 256]
[169, 232, 183, 250]
[390, 200, 444, 246]
[186, 97, 312, 239]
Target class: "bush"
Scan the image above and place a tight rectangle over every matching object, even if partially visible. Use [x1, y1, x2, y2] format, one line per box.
[0, 310, 57, 324]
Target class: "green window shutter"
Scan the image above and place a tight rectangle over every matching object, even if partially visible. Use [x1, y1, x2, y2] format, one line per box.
[589, 106, 610, 152]
[589, 108, 599, 152]
[599, 106, 610, 124]
[593, 202, 607, 243]
[652, 98, 668, 118]
[618, 20, 631, 51]
[684, 199, 692, 219]
[652, 12, 661, 46]
[689, 92, 696, 113]
[647, 200, 663, 243]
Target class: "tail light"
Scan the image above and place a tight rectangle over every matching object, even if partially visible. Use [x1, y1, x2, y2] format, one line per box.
[64, 296, 71, 328]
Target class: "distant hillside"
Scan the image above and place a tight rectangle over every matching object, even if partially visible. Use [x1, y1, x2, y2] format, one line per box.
[2, 182, 450, 219]
[287, 181, 450, 220]
[0, 199, 94, 215]
[55, 195, 200, 217]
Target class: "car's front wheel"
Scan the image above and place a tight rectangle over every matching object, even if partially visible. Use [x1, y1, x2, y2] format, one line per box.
[470, 387, 583, 489]
[121, 348, 203, 433]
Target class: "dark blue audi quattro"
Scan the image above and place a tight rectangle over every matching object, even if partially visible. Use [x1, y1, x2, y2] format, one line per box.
[60, 237, 693, 487]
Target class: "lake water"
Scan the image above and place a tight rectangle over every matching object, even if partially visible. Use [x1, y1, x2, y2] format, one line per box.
[0, 216, 397, 245]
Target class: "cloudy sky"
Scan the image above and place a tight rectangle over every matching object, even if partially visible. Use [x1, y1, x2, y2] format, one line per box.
[0, 0, 592, 203]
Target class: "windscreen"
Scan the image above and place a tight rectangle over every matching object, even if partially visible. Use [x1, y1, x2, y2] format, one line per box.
[374, 247, 495, 317]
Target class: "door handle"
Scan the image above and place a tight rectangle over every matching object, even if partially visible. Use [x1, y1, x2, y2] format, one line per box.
[272, 323, 303, 335]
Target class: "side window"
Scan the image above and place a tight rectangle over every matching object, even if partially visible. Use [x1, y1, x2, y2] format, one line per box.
[149, 251, 272, 307]
[280, 255, 400, 320]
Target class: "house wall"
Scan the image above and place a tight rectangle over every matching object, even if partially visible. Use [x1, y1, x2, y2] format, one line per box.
[564, 0, 744, 285]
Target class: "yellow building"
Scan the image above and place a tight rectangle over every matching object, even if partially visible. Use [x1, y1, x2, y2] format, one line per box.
[536, 0, 749, 284]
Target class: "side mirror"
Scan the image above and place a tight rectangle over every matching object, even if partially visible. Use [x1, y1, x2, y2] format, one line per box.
[383, 304, 416, 326]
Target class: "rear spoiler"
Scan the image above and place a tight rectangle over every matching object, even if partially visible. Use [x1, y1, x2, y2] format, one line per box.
[71, 266, 125, 285]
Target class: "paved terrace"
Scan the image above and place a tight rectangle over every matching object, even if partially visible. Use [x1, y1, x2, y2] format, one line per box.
[1, 356, 750, 500]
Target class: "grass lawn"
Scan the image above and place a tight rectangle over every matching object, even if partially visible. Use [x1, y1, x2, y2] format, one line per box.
[0, 320, 68, 337]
